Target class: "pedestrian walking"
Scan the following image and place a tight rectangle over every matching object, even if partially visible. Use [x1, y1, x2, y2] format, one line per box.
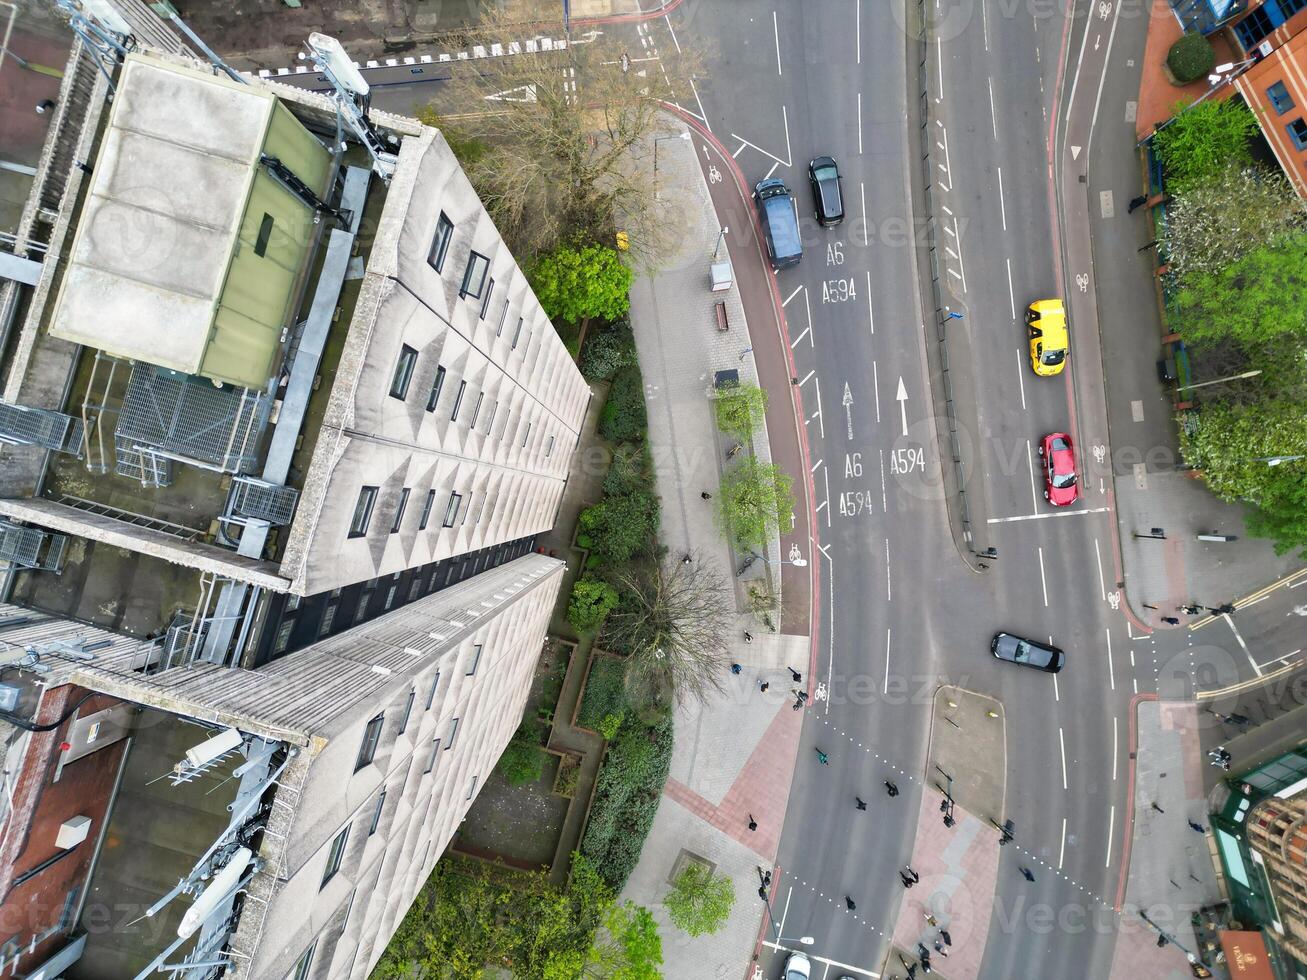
[758, 884, 768, 900]
[788, 666, 802, 682]
[1188, 820, 1205, 833]
[855, 796, 867, 810]
[924, 912, 938, 926]
[743, 631, 753, 643]
[906, 866, 920, 883]
[1150, 802, 1165, 813]
[899, 871, 916, 889]
[681, 554, 692, 565]
[815, 749, 829, 766]
[792, 689, 809, 703]
[760, 680, 769, 692]
[940, 929, 952, 946]
[35, 99, 55, 115]
[730, 663, 742, 675]
[748, 814, 758, 831]
[934, 942, 950, 958]
[885, 780, 900, 797]
[1020, 866, 1036, 882]
[1127, 194, 1148, 213]
[1161, 616, 1180, 626]
[1183, 604, 1203, 615]
[1137, 238, 1159, 253]
[700, 491, 712, 500]
[845, 895, 857, 911]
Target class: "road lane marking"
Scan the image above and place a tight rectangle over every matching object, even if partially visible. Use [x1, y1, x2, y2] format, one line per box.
[773, 10, 782, 75]
[1053, 670, 1060, 702]
[1095, 539, 1106, 600]
[1059, 727, 1068, 789]
[988, 76, 997, 137]
[1058, 817, 1066, 869]
[1225, 613, 1261, 677]
[765, 160, 780, 179]
[884, 627, 891, 694]
[987, 506, 1110, 524]
[1112, 715, 1118, 780]
[1005, 257, 1016, 319]
[1016, 348, 1026, 410]
[856, 0, 861, 64]
[791, 326, 811, 347]
[1027, 439, 1039, 512]
[857, 91, 863, 154]
[799, 370, 815, 387]
[1243, 594, 1268, 608]
[865, 271, 874, 334]
[804, 288, 814, 347]
[872, 360, 881, 422]
[663, 11, 683, 53]
[1106, 805, 1115, 867]
[1038, 546, 1049, 606]
[810, 456, 822, 472]
[823, 466, 831, 529]
[861, 183, 868, 246]
[1107, 629, 1115, 691]
[982, 0, 990, 51]
[879, 449, 887, 512]
[813, 376, 825, 438]
[997, 165, 1007, 230]
[885, 538, 892, 603]
[688, 77, 711, 132]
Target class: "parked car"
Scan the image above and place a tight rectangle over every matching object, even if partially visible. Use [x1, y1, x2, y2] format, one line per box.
[753, 177, 803, 270]
[808, 155, 844, 227]
[784, 951, 811, 980]
[1026, 299, 1068, 376]
[1039, 432, 1079, 506]
[991, 632, 1065, 673]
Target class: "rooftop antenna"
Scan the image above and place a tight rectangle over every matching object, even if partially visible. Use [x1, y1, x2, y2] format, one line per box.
[301, 33, 398, 180]
[166, 11, 247, 86]
[54, 0, 132, 91]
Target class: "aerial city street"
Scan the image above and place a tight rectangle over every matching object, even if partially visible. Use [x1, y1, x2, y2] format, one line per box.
[0, 0, 1305, 978]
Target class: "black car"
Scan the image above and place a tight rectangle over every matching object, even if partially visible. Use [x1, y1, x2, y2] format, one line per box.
[991, 632, 1064, 673]
[808, 156, 844, 227]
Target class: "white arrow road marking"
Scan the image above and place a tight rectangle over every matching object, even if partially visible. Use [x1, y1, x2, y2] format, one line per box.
[896, 377, 908, 437]
[843, 382, 854, 440]
[1071, 144, 1082, 159]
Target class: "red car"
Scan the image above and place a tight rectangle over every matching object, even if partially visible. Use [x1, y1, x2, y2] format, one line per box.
[1039, 432, 1079, 506]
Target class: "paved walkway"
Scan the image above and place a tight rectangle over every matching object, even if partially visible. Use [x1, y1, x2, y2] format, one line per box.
[1110, 699, 1224, 979]
[618, 118, 810, 980]
[1091, 6, 1305, 630]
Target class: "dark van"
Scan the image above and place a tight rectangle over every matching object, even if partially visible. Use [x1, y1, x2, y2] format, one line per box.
[753, 177, 802, 270]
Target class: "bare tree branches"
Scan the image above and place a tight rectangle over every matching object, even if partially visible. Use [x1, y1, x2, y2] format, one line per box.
[602, 554, 731, 709]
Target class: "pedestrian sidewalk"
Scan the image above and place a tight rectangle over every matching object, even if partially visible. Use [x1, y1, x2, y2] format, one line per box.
[1088, 6, 1303, 630]
[618, 119, 810, 978]
[1110, 699, 1224, 980]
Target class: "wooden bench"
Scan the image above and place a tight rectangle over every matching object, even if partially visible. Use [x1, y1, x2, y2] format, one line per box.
[714, 300, 729, 332]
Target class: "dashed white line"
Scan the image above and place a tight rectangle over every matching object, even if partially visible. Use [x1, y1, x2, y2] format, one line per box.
[1094, 539, 1106, 600]
[1058, 727, 1068, 790]
[1058, 817, 1067, 869]
[773, 9, 782, 75]
[823, 465, 831, 529]
[1107, 629, 1115, 691]
[1225, 613, 1262, 677]
[997, 165, 1007, 230]
[1005, 257, 1016, 319]
[883, 627, 891, 694]
[860, 183, 868, 246]
[885, 538, 892, 603]
[988, 75, 997, 137]
[987, 506, 1111, 524]
[865, 271, 874, 334]
[1016, 348, 1027, 410]
[857, 91, 863, 154]
[1026, 440, 1040, 511]
[782, 284, 804, 307]
[1112, 715, 1118, 781]
[872, 360, 881, 423]
[856, 0, 861, 63]
[879, 449, 887, 512]
[982, 0, 990, 51]
[1106, 805, 1115, 867]
[1038, 546, 1049, 607]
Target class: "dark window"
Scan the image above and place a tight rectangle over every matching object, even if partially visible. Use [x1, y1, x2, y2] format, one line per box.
[426, 670, 441, 709]
[398, 689, 415, 734]
[355, 713, 384, 771]
[354, 589, 372, 623]
[1269, 81, 1296, 114]
[446, 716, 460, 750]
[546, 434, 556, 458]
[290, 942, 317, 980]
[469, 393, 484, 428]
[428, 212, 454, 272]
[369, 789, 387, 836]
[408, 577, 422, 601]
[460, 493, 473, 527]
[511, 317, 524, 349]
[274, 619, 293, 654]
[460, 252, 490, 299]
[1290, 117, 1307, 151]
[286, 594, 301, 611]
[419, 489, 437, 530]
[1236, 7, 1276, 48]
[321, 826, 349, 888]
[390, 345, 419, 399]
[496, 299, 510, 336]
[521, 421, 532, 448]
[451, 380, 466, 421]
[485, 402, 498, 434]
[383, 584, 397, 610]
[319, 604, 337, 637]
[391, 488, 411, 533]
[254, 213, 274, 257]
[426, 366, 446, 413]
[443, 492, 462, 527]
[480, 278, 495, 319]
[349, 486, 378, 538]
[466, 643, 483, 676]
[424, 737, 441, 774]
[466, 775, 478, 800]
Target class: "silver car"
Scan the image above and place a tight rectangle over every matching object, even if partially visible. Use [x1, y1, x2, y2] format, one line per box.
[784, 951, 811, 980]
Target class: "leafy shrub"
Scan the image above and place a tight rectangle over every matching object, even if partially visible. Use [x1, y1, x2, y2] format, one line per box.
[598, 363, 648, 444]
[1153, 98, 1258, 194]
[581, 319, 638, 382]
[554, 755, 581, 798]
[597, 713, 623, 740]
[529, 242, 633, 324]
[714, 382, 768, 438]
[578, 495, 656, 566]
[576, 532, 594, 550]
[1166, 33, 1214, 85]
[568, 576, 620, 633]
[581, 715, 674, 890]
[578, 655, 628, 730]
[497, 724, 546, 786]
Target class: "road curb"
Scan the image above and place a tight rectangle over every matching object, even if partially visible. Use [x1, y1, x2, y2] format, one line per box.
[1116, 690, 1159, 911]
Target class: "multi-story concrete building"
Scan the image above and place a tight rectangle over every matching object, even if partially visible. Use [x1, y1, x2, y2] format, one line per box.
[0, 28, 587, 980]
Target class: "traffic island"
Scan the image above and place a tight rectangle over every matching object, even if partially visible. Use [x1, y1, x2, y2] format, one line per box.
[927, 685, 1007, 827]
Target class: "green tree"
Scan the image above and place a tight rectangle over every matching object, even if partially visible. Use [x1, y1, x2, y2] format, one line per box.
[498, 723, 547, 787]
[531, 242, 634, 325]
[663, 861, 734, 937]
[714, 382, 768, 439]
[1166, 32, 1214, 84]
[717, 457, 795, 551]
[583, 902, 664, 979]
[579, 494, 657, 566]
[1179, 400, 1307, 501]
[569, 576, 622, 633]
[1152, 98, 1258, 193]
[1163, 165, 1307, 280]
[1170, 234, 1307, 347]
[581, 319, 638, 382]
[1245, 472, 1307, 558]
[599, 362, 649, 444]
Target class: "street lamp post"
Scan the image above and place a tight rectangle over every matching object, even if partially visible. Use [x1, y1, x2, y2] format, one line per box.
[755, 876, 814, 951]
[1133, 527, 1166, 540]
[653, 131, 691, 176]
[1174, 369, 1261, 393]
